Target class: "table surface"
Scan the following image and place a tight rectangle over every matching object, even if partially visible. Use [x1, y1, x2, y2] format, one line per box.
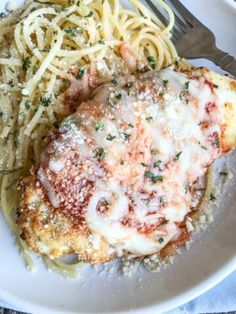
[0, 308, 235, 314]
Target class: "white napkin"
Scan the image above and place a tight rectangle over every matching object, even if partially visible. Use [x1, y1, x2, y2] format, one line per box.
[0, 271, 235, 313]
[168, 271, 236, 314]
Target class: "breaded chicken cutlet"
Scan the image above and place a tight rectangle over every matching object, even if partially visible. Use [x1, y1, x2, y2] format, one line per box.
[17, 67, 236, 263]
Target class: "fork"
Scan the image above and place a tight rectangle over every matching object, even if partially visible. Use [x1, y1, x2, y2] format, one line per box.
[144, 0, 236, 77]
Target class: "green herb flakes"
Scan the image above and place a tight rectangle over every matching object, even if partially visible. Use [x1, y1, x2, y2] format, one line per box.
[85, 11, 93, 17]
[107, 134, 116, 141]
[77, 68, 85, 79]
[94, 121, 104, 131]
[151, 148, 157, 155]
[146, 116, 153, 122]
[22, 57, 31, 72]
[144, 171, 163, 183]
[94, 147, 106, 160]
[7, 80, 14, 87]
[4, 52, 11, 59]
[115, 93, 122, 100]
[147, 56, 155, 63]
[40, 96, 51, 107]
[163, 80, 168, 87]
[185, 81, 190, 90]
[174, 151, 182, 161]
[210, 193, 216, 201]
[24, 99, 31, 110]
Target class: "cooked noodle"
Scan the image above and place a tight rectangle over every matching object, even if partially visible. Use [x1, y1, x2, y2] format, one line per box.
[0, 0, 179, 277]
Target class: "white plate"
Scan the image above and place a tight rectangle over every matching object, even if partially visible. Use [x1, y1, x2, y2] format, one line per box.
[0, 1, 236, 313]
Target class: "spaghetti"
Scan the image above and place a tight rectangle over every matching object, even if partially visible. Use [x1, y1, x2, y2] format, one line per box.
[0, 0, 178, 276]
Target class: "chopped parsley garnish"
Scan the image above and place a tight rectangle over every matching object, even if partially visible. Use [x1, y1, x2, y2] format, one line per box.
[201, 144, 207, 150]
[158, 237, 164, 244]
[146, 116, 153, 122]
[147, 56, 156, 69]
[40, 96, 51, 107]
[24, 99, 31, 110]
[0, 12, 6, 18]
[0, 112, 3, 117]
[159, 196, 164, 204]
[32, 65, 39, 74]
[180, 81, 190, 104]
[85, 11, 93, 17]
[151, 148, 157, 155]
[9, 67, 15, 73]
[22, 57, 31, 72]
[7, 80, 14, 87]
[163, 80, 168, 87]
[94, 121, 104, 131]
[128, 123, 134, 128]
[111, 78, 117, 84]
[94, 147, 106, 160]
[120, 160, 124, 165]
[4, 52, 12, 59]
[185, 81, 190, 90]
[214, 136, 220, 148]
[121, 132, 131, 141]
[154, 160, 162, 169]
[141, 162, 148, 167]
[144, 171, 163, 183]
[210, 193, 216, 201]
[174, 151, 182, 161]
[108, 96, 115, 108]
[65, 27, 82, 37]
[65, 27, 78, 37]
[115, 93, 122, 100]
[185, 183, 190, 194]
[147, 56, 155, 62]
[150, 63, 156, 70]
[77, 68, 85, 79]
[13, 133, 19, 145]
[98, 40, 105, 45]
[107, 134, 116, 141]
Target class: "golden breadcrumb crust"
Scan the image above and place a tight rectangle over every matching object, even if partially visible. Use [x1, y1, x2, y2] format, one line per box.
[17, 175, 113, 263]
[185, 67, 236, 152]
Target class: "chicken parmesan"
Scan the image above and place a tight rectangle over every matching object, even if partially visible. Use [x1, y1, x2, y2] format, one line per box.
[17, 66, 236, 263]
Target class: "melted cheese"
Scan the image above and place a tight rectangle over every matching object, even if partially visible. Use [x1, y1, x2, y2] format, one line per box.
[38, 68, 224, 257]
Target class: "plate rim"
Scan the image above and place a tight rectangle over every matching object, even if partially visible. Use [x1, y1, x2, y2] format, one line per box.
[0, 257, 235, 314]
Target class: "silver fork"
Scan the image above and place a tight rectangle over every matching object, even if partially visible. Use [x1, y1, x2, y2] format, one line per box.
[144, 0, 236, 77]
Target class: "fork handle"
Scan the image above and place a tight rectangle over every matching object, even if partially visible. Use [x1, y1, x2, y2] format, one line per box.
[207, 47, 236, 78]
